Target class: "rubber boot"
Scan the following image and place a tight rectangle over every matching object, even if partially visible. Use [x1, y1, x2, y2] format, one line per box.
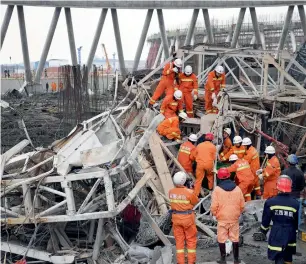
[217, 243, 226, 264]
[233, 242, 241, 264]
[275, 257, 285, 264]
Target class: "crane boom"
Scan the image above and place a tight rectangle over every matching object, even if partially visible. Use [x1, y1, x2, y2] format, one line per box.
[101, 43, 112, 73]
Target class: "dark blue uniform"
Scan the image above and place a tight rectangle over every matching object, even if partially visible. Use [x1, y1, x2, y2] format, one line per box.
[260, 193, 299, 263]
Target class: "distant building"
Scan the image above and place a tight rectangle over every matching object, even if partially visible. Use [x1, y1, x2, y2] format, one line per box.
[48, 59, 69, 67]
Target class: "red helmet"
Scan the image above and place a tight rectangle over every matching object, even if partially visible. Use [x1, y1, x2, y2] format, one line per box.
[205, 133, 214, 141]
[217, 168, 230, 180]
[276, 175, 292, 193]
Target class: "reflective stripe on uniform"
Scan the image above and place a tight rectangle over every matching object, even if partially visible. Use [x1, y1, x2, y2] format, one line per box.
[213, 77, 223, 81]
[254, 187, 261, 190]
[221, 84, 226, 87]
[180, 79, 193, 82]
[172, 132, 180, 137]
[174, 87, 178, 91]
[268, 245, 282, 251]
[261, 224, 270, 231]
[176, 249, 185, 253]
[244, 194, 251, 197]
[160, 109, 165, 113]
[179, 149, 191, 155]
[234, 150, 245, 154]
[288, 243, 296, 247]
[150, 98, 156, 103]
[220, 152, 224, 156]
[187, 249, 196, 253]
[252, 154, 258, 160]
[237, 165, 250, 171]
[270, 206, 297, 213]
[210, 88, 215, 91]
[170, 102, 178, 106]
[170, 199, 190, 204]
[186, 111, 193, 114]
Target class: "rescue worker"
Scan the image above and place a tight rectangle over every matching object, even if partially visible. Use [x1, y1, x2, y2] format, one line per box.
[281, 154, 305, 198]
[169, 171, 199, 264]
[204, 65, 226, 114]
[149, 58, 182, 105]
[157, 112, 187, 141]
[193, 133, 216, 195]
[256, 146, 281, 199]
[260, 175, 299, 264]
[221, 136, 246, 162]
[227, 154, 255, 201]
[219, 128, 232, 160]
[242, 137, 261, 198]
[160, 90, 184, 119]
[211, 168, 245, 264]
[179, 65, 198, 117]
[178, 133, 197, 174]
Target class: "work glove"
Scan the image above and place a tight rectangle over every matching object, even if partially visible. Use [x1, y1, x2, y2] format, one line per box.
[172, 67, 179, 73]
[193, 94, 198, 101]
[256, 169, 263, 175]
[258, 174, 263, 181]
[175, 139, 183, 144]
[212, 98, 218, 107]
[211, 93, 216, 100]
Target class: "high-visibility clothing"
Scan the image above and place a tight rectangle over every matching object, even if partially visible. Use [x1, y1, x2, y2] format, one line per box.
[160, 95, 183, 119]
[228, 159, 255, 201]
[178, 141, 196, 173]
[179, 73, 198, 118]
[260, 193, 299, 262]
[217, 222, 240, 243]
[157, 116, 181, 140]
[193, 141, 216, 194]
[219, 137, 232, 160]
[51, 82, 57, 92]
[150, 62, 178, 105]
[222, 145, 246, 161]
[169, 186, 199, 264]
[244, 146, 261, 196]
[204, 71, 225, 114]
[262, 156, 281, 199]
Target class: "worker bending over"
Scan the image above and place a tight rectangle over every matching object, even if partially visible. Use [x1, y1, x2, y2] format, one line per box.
[157, 112, 187, 141]
[149, 58, 182, 105]
[205, 65, 226, 114]
[257, 146, 281, 199]
[211, 168, 245, 264]
[242, 137, 261, 198]
[193, 133, 216, 195]
[179, 65, 198, 117]
[228, 154, 254, 201]
[221, 136, 246, 162]
[169, 171, 199, 264]
[219, 128, 232, 160]
[160, 90, 184, 119]
[178, 134, 197, 174]
[260, 175, 299, 264]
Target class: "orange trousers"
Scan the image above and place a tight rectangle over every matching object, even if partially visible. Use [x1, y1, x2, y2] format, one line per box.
[263, 180, 278, 199]
[173, 223, 197, 264]
[195, 162, 214, 195]
[237, 180, 254, 201]
[183, 92, 194, 117]
[150, 80, 174, 104]
[217, 221, 240, 243]
[253, 175, 261, 196]
[204, 92, 218, 114]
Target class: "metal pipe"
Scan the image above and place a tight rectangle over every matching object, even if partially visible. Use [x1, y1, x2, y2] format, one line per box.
[61, 181, 76, 215]
[0, 206, 22, 217]
[202, 9, 214, 43]
[38, 185, 66, 197]
[185, 9, 199, 45]
[104, 174, 115, 211]
[260, 31, 266, 50]
[1, 5, 14, 49]
[65, 8, 78, 65]
[36, 200, 67, 217]
[34, 7, 61, 83]
[231, 8, 246, 48]
[298, 5, 306, 38]
[278, 5, 295, 52]
[157, 9, 170, 58]
[290, 31, 297, 53]
[92, 218, 104, 260]
[249, 7, 261, 46]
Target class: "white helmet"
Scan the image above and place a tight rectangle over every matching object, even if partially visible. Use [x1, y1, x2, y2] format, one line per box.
[184, 65, 192, 75]
[233, 136, 242, 144]
[173, 171, 187, 186]
[242, 137, 252, 146]
[174, 58, 182, 68]
[174, 90, 183, 100]
[215, 65, 224, 74]
[178, 111, 187, 120]
[224, 128, 231, 136]
[188, 133, 197, 142]
[229, 154, 238, 161]
[265, 146, 275, 154]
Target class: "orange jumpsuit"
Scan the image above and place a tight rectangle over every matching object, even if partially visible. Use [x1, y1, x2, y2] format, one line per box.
[228, 159, 255, 201]
[179, 73, 198, 117]
[193, 141, 216, 194]
[244, 146, 261, 196]
[262, 156, 281, 199]
[178, 141, 196, 173]
[160, 95, 183, 119]
[150, 61, 178, 105]
[157, 116, 181, 140]
[204, 71, 226, 114]
[51, 82, 57, 92]
[219, 137, 232, 160]
[221, 145, 246, 162]
[169, 186, 199, 264]
[211, 183, 245, 243]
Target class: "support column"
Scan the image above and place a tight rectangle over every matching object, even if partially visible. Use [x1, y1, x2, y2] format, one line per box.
[61, 181, 76, 215]
[231, 8, 246, 48]
[133, 9, 153, 72]
[34, 7, 61, 83]
[290, 31, 297, 53]
[260, 32, 266, 50]
[153, 43, 163, 69]
[298, 5, 306, 39]
[157, 9, 170, 59]
[65, 8, 78, 66]
[111, 9, 127, 76]
[1, 5, 14, 49]
[184, 9, 199, 46]
[202, 9, 214, 43]
[278, 5, 295, 52]
[17, 6, 32, 83]
[249, 7, 261, 46]
[86, 9, 108, 71]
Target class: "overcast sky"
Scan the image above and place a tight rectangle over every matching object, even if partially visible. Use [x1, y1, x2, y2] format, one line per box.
[0, 5, 297, 64]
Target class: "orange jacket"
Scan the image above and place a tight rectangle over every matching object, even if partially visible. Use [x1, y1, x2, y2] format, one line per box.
[178, 141, 196, 173]
[157, 116, 181, 140]
[193, 141, 216, 166]
[205, 71, 226, 94]
[222, 145, 246, 161]
[160, 95, 183, 119]
[219, 137, 232, 160]
[244, 146, 260, 175]
[161, 61, 177, 83]
[179, 73, 198, 95]
[228, 159, 254, 185]
[211, 184, 245, 223]
[263, 156, 281, 182]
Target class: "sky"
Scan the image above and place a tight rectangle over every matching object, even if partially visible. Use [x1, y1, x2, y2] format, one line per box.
[0, 5, 298, 64]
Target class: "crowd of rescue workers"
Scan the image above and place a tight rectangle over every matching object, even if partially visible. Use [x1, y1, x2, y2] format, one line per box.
[148, 57, 306, 264]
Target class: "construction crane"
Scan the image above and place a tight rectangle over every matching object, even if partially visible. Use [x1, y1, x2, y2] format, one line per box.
[101, 43, 112, 74]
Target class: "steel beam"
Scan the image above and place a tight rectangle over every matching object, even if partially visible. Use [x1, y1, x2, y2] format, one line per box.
[86, 8, 108, 71]
[290, 31, 297, 52]
[1, 5, 14, 49]
[260, 31, 266, 50]
[65, 8, 78, 65]
[111, 9, 127, 76]
[249, 7, 261, 46]
[17, 5, 32, 83]
[278, 5, 295, 52]
[298, 5, 306, 38]
[34, 7, 61, 83]
[185, 9, 199, 46]
[202, 9, 214, 43]
[132, 9, 153, 72]
[157, 9, 170, 59]
[231, 8, 246, 48]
